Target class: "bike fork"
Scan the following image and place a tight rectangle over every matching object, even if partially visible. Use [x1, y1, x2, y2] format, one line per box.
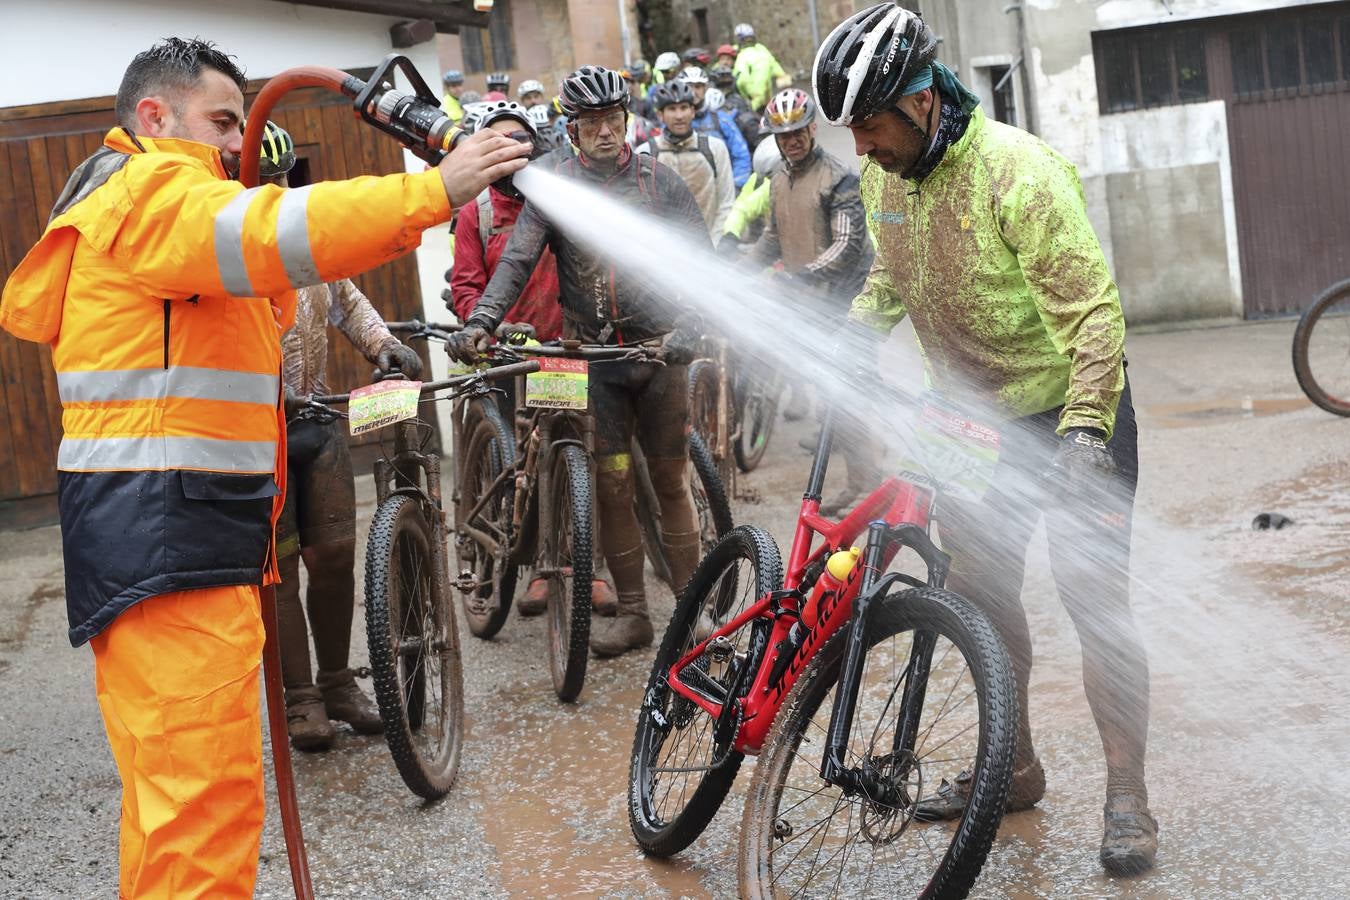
[819, 520, 889, 792]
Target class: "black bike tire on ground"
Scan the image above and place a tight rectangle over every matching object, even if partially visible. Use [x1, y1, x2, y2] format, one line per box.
[457, 397, 518, 639]
[734, 371, 780, 473]
[739, 587, 1016, 899]
[629, 525, 784, 857]
[365, 494, 465, 800]
[633, 439, 675, 589]
[547, 444, 593, 702]
[688, 430, 735, 554]
[1292, 278, 1350, 416]
[687, 359, 720, 440]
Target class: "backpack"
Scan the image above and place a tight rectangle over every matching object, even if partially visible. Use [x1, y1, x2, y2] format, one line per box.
[642, 134, 716, 176]
[475, 189, 516, 247]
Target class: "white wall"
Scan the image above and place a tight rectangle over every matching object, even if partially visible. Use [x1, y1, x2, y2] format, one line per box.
[1096, 100, 1242, 315]
[0, 0, 438, 107]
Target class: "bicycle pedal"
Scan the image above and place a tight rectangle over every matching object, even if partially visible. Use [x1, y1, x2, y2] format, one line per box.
[736, 487, 762, 504]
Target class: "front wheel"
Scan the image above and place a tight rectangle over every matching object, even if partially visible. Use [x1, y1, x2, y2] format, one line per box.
[629, 525, 783, 857]
[365, 494, 465, 800]
[1292, 278, 1350, 416]
[739, 587, 1016, 899]
[542, 444, 593, 702]
[734, 369, 781, 473]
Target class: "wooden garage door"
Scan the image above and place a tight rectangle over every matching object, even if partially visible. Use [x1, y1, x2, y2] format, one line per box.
[0, 79, 433, 507]
[1225, 6, 1350, 317]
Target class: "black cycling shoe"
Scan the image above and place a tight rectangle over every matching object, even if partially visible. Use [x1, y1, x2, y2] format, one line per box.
[1100, 793, 1158, 876]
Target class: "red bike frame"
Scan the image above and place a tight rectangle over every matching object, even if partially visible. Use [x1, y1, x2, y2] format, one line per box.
[665, 458, 935, 755]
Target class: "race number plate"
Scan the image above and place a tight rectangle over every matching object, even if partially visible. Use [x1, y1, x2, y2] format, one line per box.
[526, 358, 589, 409]
[903, 399, 1002, 502]
[347, 380, 422, 435]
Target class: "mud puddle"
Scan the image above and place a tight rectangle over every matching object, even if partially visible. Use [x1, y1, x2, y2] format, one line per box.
[1142, 396, 1310, 428]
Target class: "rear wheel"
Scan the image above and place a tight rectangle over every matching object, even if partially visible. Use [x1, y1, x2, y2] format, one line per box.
[365, 494, 464, 800]
[739, 587, 1016, 899]
[688, 430, 735, 557]
[688, 359, 735, 494]
[629, 525, 783, 857]
[455, 398, 518, 639]
[542, 444, 593, 702]
[1292, 278, 1350, 416]
[734, 369, 781, 472]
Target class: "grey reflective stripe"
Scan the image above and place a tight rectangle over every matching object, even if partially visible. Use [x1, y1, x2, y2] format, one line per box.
[214, 187, 262, 296]
[276, 184, 320, 288]
[58, 436, 276, 472]
[57, 367, 279, 405]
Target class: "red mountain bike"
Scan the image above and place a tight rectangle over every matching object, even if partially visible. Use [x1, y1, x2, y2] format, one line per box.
[627, 399, 1018, 898]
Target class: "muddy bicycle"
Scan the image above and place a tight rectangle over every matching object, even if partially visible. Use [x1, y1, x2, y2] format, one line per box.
[1292, 277, 1350, 416]
[627, 391, 1017, 898]
[392, 321, 733, 662]
[298, 361, 537, 799]
[687, 335, 784, 487]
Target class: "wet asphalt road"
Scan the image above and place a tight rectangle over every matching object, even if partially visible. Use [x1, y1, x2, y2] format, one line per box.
[2, 318, 1349, 899]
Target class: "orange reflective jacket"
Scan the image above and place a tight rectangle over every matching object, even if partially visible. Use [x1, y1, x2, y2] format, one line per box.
[0, 127, 452, 646]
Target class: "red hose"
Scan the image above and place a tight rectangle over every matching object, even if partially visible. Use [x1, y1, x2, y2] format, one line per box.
[241, 65, 353, 900]
[240, 66, 353, 188]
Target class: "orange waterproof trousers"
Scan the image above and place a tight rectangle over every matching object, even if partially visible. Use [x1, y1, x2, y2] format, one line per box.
[90, 585, 266, 899]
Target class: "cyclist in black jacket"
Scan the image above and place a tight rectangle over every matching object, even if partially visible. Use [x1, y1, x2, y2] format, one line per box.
[449, 66, 709, 658]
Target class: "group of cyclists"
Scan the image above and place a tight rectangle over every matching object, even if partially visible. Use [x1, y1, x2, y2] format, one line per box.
[279, 1, 1155, 882]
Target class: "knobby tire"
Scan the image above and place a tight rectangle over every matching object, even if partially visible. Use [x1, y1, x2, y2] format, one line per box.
[1292, 278, 1350, 416]
[546, 444, 593, 702]
[629, 525, 784, 857]
[739, 587, 1016, 899]
[365, 494, 465, 800]
[456, 398, 518, 639]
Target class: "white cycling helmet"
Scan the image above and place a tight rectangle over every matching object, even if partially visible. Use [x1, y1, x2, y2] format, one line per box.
[518, 79, 545, 97]
[679, 66, 710, 85]
[752, 137, 784, 179]
[525, 104, 551, 129]
[654, 51, 681, 72]
[705, 87, 725, 109]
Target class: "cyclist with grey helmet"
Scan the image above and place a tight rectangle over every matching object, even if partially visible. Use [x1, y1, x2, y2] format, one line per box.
[447, 66, 708, 659]
[816, 2, 1155, 875]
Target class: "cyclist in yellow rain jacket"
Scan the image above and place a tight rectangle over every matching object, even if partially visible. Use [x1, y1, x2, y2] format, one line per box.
[0, 38, 528, 899]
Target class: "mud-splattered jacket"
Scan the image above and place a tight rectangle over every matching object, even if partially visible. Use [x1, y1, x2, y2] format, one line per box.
[468, 145, 707, 344]
[852, 105, 1126, 438]
[283, 279, 398, 397]
[753, 146, 873, 309]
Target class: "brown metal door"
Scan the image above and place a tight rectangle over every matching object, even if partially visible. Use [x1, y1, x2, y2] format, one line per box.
[1225, 9, 1350, 317]
[0, 80, 434, 506]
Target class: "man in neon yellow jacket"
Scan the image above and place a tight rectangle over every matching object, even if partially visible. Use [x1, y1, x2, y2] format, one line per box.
[731, 23, 789, 111]
[816, 4, 1157, 877]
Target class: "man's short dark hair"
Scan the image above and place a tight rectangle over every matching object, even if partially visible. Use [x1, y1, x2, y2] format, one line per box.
[114, 37, 247, 127]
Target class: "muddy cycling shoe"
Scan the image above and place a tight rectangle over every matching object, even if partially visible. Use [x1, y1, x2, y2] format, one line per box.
[591, 579, 617, 617]
[591, 611, 654, 658]
[913, 758, 1047, 822]
[1100, 793, 1158, 876]
[517, 577, 550, 617]
[818, 487, 864, 518]
[285, 688, 335, 752]
[318, 669, 384, 735]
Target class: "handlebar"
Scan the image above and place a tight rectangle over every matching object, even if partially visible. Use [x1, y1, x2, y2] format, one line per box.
[307, 359, 541, 408]
[489, 341, 664, 364]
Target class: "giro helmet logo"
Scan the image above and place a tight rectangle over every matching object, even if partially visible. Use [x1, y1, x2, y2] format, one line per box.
[882, 33, 905, 75]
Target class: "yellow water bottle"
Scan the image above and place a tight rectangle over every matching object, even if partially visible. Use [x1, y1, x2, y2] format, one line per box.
[800, 547, 862, 629]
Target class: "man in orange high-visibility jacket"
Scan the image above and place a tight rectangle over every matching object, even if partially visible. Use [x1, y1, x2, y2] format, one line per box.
[0, 38, 528, 899]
